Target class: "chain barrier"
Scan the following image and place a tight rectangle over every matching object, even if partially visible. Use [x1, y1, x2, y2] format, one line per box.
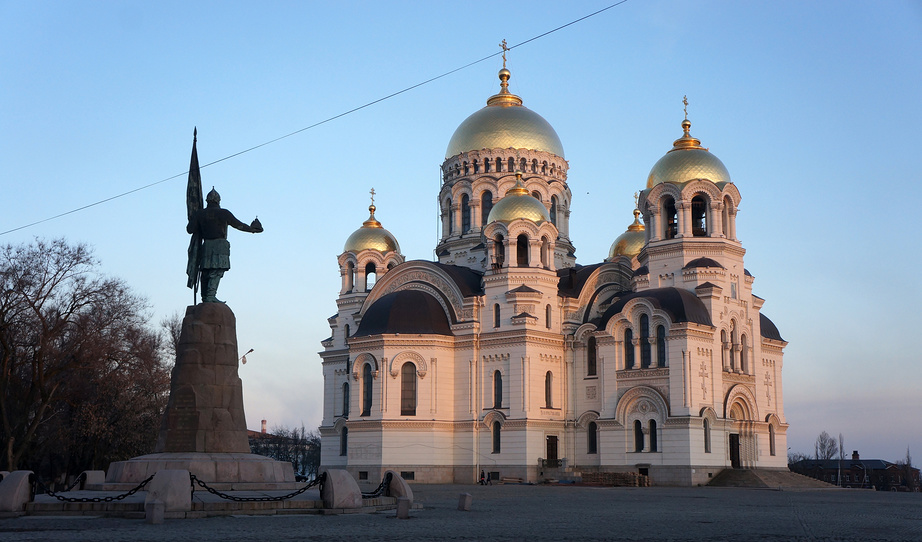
[188, 472, 326, 502]
[34, 474, 155, 503]
[361, 471, 393, 499]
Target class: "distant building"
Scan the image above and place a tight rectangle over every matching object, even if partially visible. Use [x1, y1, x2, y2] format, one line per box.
[319, 67, 789, 486]
[791, 451, 920, 491]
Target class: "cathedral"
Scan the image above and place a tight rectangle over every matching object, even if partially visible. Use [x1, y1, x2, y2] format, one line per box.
[318, 66, 787, 486]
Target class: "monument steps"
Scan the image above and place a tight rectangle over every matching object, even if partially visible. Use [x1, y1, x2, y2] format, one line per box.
[707, 468, 837, 488]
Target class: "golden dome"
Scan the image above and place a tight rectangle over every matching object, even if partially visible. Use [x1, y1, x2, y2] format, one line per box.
[647, 118, 730, 188]
[344, 204, 400, 253]
[608, 208, 646, 260]
[445, 69, 565, 160]
[487, 173, 550, 224]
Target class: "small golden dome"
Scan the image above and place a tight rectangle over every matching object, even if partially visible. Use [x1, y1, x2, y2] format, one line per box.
[487, 173, 551, 224]
[445, 68, 565, 160]
[344, 204, 400, 253]
[647, 117, 730, 188]
[608, 208, 646, 260]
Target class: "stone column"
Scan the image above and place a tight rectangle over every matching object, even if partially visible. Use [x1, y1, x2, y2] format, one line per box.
[710, 203, 723, 238]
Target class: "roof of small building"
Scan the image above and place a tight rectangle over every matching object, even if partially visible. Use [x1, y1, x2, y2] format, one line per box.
[760, 313, 784, 341]
[355, 290, 453, 337]
[431, 262, 484, 297]
[557, 263, 605, 298]
[598, 287, 713, 329]
[683, 257, 725, 270]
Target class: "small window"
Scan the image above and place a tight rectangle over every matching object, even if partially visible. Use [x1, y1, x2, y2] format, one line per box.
[545, 371, 553, 408]
[545, 304, 552, 329]
[587, 336, 597, 376]
[492, 421, 501, 453]
[640, 315, 651, 368]
[493, 370, 503, 408]
[447, 198, 453, 234]
[664, 197, 678, 239]
[340, 427, 348, 456]
[550, 195, 558, 226]
[624, 329, 634, 369]
[461, 194, 471, 233]
[587, 421, 598, 454]
[358, 471, 368, 480]
[490, 471, 500, 482]
[361, 363, 373, 416]
[769, 424, 776, 456]
[656, 325, 667, 367]
[481, 191, 493, 227]
[401, 362, 417, 416]
[649, 419, 658, 452]
[704, 418, 712, 453]
[400, 471, 415, 481]
[634, 420, 644, 452]
[516, 234, 529, 267]
[691, 195, 708, 237]
[342, 382, 350, 417]
[493, 304, 501, 329]
[493, 235, 505, 268]
[365, 262, 377, 291]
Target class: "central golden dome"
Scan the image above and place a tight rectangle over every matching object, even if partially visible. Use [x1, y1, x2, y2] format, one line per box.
[647, 118, 730, 188]
[608, 208, 646, 260]
[344, 205, 400, 253]
[445, 69, 565, 160]
[487, 174, 551, 224]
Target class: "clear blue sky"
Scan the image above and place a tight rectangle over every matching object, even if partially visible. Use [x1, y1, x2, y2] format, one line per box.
[2, 1, 920, 462]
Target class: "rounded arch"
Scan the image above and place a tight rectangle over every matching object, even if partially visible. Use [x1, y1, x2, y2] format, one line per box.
[332, 417, 348, 433]
[576, 410, 600, 429]
[699, 406, 718, 422]
[361, 261, 468, 324]
[482, 409, 507, 429]
[389, 351, 428, 378]
[680, 179, 723, 204]
[351, 353, 378, 379]
[615, 386, 669, 425]
[765, 413, 782, 427]
[724, 384, 759, 420]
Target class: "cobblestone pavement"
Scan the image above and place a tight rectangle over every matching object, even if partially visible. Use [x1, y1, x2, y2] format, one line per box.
[2, 484, 920, 541]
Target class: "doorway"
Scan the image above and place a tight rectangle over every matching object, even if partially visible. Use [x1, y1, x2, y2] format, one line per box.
[729, 433, 741, 468]
[546, 435, 559, 467]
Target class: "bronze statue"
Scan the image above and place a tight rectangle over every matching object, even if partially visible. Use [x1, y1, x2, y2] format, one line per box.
[187, 187, 263, 303]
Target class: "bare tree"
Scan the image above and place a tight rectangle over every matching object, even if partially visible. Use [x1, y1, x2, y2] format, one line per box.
[814, 431, 838, 460]
[250, 424, 321, 479]
[159, 310, 183, 362]
[838, 433, 845, 461]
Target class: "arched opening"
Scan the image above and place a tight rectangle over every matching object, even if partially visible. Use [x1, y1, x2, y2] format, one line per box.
[587, 336, 597, 376]
[649, 419, 658, 452]
[401, 362, 417, 416]
[640, 315, 651, 368]
[531, 159, 538, 173]
[516, 234, 529, 267]
[540, 236, 550, 268]
[720, 329, 729, 370]
[361, 363, 373, 416]
[461, 194, 471, 233]
[769, 424, 776, 456]
[704, 418, 712, 453]
[340, 426, 348, 456]
[473, 159, 480, 174]
[541, 161, 548, 175]
[484, 158, 491, 173]
[493, 304, 501, 329]
[656, 325, 667, 367]
[544, 371, 553, 408]
[344, 324, 350, 340]
[587, 421, 598, 454]
[496, 157, 503, 172]
[741, 335, 749, 374]
[531, 190, 541, 202]
[663, 197, 678, 239]
[365, 262, 377, 291]
[493, 234, 505, 268]
[481, 191, 493, 227]
[342, 382, 350, 417]
[550, 195, 558, 226]
[634, 420, 644, 452]
[545, 304, 552, 330]
[508, 157, 515, 172]
[493, 370, 503, 408]
[722, 195, 733, 239]
[691, 195, 708, 237]
[520, 158, 527, 172]
[730, 320, 739, 372]
[624, 328, 634, 369]
[446, 197, 453, 235]
[345, 261, 355, 293]
[492, 421, 501, 453]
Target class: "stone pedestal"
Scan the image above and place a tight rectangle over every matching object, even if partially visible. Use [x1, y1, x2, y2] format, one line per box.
[106, 304, 296, 489]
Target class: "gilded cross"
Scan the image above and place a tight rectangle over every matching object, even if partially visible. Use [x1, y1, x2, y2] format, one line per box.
[499, 39, 509, 68]
[683, 95, 689, 120]
[633, 191, 639, 209]
[370, 187, 376, 206]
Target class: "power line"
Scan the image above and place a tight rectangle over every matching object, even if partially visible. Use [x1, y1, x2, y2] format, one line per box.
[0, 1, 629, 237]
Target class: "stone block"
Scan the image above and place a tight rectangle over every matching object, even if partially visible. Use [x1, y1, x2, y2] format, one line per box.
[145, 499, 165, 524]
[0, 471, 9, 482]
[385, 470, 414, 506]
[458, 492, 472, 511]
[0, 471, 33, 513]
[80, 470, 105, 488]
[145, 470, 191, 512]
[396, 497, 410, 519]
[321, 469, 362, 509]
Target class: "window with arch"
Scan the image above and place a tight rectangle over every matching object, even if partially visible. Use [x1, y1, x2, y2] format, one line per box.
[446, 198, 453, 234]
[587, 421, 598, 454]
[545, 304, 552, 330]
[634, 420, 644, 452]
[550, 196, 558, 226]
[624, 328, 634, 369]
[400, 362, 417, 416]
[345, 261, 355, 292]
[484, 158, 491, 173]
[656, 325, 667, 367]
[544, 371, 553, 408]
[520, 158, 527, 172]
[461, 194, 471, 233]
[496, 157, 502, 172]
[769, 424, 776, 456]
[531, 159, 538, 173]
[344, 324, 350, 341]
[540, 236, 550, 268]
[516, 234, 529, 267]
[649, 420, 658, 452]
[720, 329, 729, 369]
[493, 234, 505, 268]
[493, 304, 501, 329]
[365, 262, 376, 291]
[691, 195, 708, 237]
[640, 315, 651, 368]
[664, 197, 678, 239]
[741, 335, 749, 374]
[361, 363, 373, 416]
[493, 370, 503, 408]
[704, 418, 712, 453]
[507, 157, 515, 172]
[730, 320, 739, 371]
[481, 191, 493, 227]
[587, 336, 597, 376]
[340, 426, 348, 456]
[722, 195, 733, 238]
[492, 421, 501, 453]
[342, 382, 350, 417]
[531, 190, 541, 202]
[473, 159, 480, 174]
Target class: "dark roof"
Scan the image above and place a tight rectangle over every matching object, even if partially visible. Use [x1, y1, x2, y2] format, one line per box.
[557, 263, 605, 298]
[683, 257, 725, 270]
[633, 265, 649, 277]
[695, 282, 721, 290]
[513, 312, 537, 320]
[431, 262, 484, 297]
[508, 284, 540, 294]
[792, 459, 895, 470]
[760, 313, 784, 341]
[598, 287, 713, 329]
[355, 290, 453, 337]
[744, 268, 752, 277]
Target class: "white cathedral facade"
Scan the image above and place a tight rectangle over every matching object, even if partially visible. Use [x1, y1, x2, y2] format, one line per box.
[318, 68, 787, 486]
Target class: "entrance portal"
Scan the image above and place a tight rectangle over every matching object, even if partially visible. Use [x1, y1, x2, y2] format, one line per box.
[546, 435, 559, 467]
[729, 433, 741, 468]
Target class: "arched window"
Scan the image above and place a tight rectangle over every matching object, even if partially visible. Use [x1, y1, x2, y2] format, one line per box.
[401, 362, 417, 416]
[493, 370, 503, 408]
[342, 382, 350, 417]
[361, 363, 373, 416]
[649, 420, 658, 452]
[545, 371, 553, 408]
[634, 420, 644, 452]
[550, 196, 558, 226]
[730, 320, 739, 371]
[545, 304, 552, 330]
[484, 158, 490, 173]
[493, 304, 501, 329]
[587, 421, 598, 454]
[640, 315, 651, 368]
[344, 324, 350, 340]
[473, 159, 480, 174]
[520, 158, 527, 172]
[461, 194, 471, 233]
[508, 157, 515, 172]
[769, 424, 776, 456]
[664, 197, 678, 239]
[692, 195, 708, 236]
[493, 234, 505, 268]
[656, 325, 667, 367]
[345, 261, 355, 292]
[540, 236, 550, 268]
[365, 262, 376, 291]
[496, 157, 503, 172]
[516, 234, 529, 267]
[723, 195, 733, 239]
[720, 329, 729, 369]
[492, 421, 501, 453]
[531, 190, 541, 202]
[446, 198, 453, 234]
[624, 329, 634, 369]
[531, 159, 538, 173]
[340, 427, 348, 456]
[587, 336, 597, 376]
[704, 418, 711, 453]
[741, 335, 749, 374]
[481, 191, 493, 227]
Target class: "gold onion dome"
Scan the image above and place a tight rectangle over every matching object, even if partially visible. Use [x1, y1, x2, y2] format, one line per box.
[487, 173, 551, 224]
[344, 204, 400, 253]
[445, 68, 565, 160]
[646, 117, 730, 188]
[609, 208, 646, 260]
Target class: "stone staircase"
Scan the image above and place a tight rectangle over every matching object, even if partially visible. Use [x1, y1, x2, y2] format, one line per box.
[707, 469, 836, 489]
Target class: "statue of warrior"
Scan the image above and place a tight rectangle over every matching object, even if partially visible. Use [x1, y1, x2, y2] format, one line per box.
[187, 187, 263, 303]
